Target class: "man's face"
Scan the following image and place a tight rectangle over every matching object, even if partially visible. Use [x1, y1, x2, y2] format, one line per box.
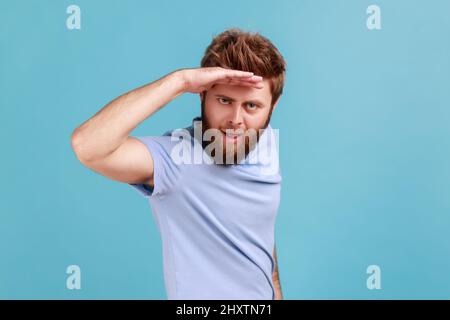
[200, 79, 277, 164]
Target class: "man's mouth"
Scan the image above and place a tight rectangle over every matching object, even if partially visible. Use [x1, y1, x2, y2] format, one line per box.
[220, 129, 244, 142]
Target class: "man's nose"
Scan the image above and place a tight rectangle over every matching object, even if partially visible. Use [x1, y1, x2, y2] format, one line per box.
[228, 105, 244, 127]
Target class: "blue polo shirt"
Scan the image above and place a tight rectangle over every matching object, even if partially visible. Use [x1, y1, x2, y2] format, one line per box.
[130, 117, 282, 299]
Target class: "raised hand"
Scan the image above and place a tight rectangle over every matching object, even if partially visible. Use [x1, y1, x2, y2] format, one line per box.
[179, 67, 264, 94]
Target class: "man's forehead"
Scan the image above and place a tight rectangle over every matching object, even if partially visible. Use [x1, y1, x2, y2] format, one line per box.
[210, 79, 272, 102]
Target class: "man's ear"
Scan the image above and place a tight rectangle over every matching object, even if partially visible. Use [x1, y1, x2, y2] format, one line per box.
[272, 96, 281, 111]
[200, 91, 205, 103]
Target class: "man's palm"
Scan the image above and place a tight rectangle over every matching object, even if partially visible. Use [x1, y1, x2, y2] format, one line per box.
[182, 67, 264, 93]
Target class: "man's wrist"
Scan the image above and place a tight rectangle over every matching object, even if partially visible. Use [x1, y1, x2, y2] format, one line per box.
[170, 69, 188, 95]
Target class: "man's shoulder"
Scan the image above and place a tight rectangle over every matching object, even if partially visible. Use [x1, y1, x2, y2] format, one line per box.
[162, 124, 194, 138]
[137, 122, 195, 154]
[161, 116, 199, 138]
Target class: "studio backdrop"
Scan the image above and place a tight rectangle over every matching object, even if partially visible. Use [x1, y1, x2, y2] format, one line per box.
[1, 0, 450, 299]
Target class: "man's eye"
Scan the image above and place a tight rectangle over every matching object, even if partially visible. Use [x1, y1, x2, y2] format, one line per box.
[246, 103, 258, 110]
[218, 98, 231, 104]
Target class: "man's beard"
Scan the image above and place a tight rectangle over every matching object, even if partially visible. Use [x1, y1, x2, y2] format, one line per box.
[200, 96, 273, 165]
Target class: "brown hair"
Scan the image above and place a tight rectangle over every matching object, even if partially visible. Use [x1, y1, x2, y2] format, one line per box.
[201, 28, 286, 107]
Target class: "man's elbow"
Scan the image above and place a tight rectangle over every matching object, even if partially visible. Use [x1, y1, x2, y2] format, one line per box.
[70, 128, 95, 166]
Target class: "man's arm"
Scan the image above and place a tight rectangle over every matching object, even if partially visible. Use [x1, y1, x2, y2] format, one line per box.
[272, 243, 283, 300]
[70, 70, 185, 187]
[70, 68, 262, 186]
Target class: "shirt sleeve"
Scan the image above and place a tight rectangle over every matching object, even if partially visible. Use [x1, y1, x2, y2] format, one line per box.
[129, 135, 175, 198]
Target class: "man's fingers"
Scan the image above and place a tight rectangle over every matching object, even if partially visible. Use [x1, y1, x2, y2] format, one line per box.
[217, 68, 265, 82]
[206, 68, 265, 89]
[215, 79, 264, 88]
[221, 69, 255, 78]
[219, 75, 263, 84]
[217, 77, 263, 85]
[244, 75, 264, 82]
[229, 74, 263, 82]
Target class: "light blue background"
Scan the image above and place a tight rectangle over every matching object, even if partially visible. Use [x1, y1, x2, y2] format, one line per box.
[1, 0, 449, 299]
